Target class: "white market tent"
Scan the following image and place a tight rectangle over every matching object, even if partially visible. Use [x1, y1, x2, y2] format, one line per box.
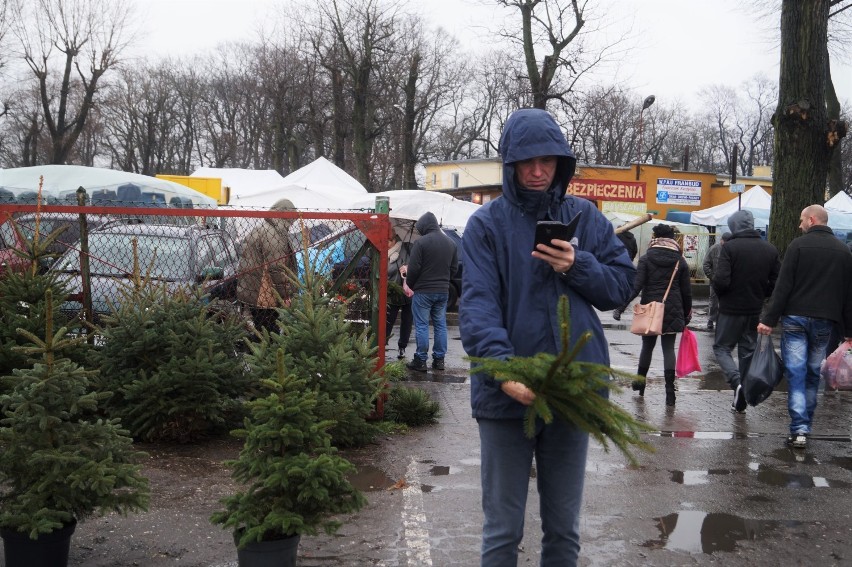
[190, 167, 286, 201]
[0, 165, 216, 207]
[222, 157, 368, 209]
[689, 185, 772, 228]
[825, 191, 852, 213]
[349, 189, 481, 234]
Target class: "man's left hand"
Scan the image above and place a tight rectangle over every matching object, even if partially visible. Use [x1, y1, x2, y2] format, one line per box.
[757, 323, 773, 335]
[533, 239, 575, 273]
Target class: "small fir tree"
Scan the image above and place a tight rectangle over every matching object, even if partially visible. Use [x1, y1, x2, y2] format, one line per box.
[211, 349, 366, 547]
[93, 277, 250, 442]
[0, 290, 149, 539]
[247, 260, 382, 448]
[0, 221, 71, 381]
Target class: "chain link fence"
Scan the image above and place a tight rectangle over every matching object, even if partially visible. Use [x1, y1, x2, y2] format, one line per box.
[0, 200, 393, 360]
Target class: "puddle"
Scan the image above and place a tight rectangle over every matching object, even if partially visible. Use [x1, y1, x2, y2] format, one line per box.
[829, 456, 852, 472]
[428, 465, 463, 476]
[348, 465, 396, 492]
[644, 511, 802, 553]
[669, 469, 733, 485]
[406, 373, 467, 383]
[770, 448, 819, 465]
[752, 464, 851, 489]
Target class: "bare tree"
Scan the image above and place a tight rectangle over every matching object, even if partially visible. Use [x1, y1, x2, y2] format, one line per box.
[494, 0, 623, 111]
[11, 0, 135, 165]
[699, 76, 775, 178]
[771, 0, 848, 255]
[310, 0, 400, 191]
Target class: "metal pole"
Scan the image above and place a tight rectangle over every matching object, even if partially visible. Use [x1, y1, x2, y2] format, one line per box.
[76, 187, 94, 343]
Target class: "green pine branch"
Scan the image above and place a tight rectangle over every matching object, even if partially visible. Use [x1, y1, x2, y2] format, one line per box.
[469, 296, 655, 465]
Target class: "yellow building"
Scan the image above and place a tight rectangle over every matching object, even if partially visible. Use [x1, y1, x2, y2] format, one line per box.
[155, 174, 229, 205]
[424, 159, 773, 221]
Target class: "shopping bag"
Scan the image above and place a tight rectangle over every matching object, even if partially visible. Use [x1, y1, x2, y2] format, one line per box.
[742, 334, 783, 406]
[675, 328, 701, 377]
[821, 340, 852, 391]
[630, 301, 664, 336]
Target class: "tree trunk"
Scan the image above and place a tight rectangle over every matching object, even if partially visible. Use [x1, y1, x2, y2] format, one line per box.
[826, 59, 843, 197]
[770, 0, 831, 256]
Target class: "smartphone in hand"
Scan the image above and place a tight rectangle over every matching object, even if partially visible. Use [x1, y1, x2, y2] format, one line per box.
[533, 212, 582, 251]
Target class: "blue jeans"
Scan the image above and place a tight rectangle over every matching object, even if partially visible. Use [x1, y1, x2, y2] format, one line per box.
[411, 292, 448, 361]
[781, 315, 833, 436]
[478, 418, 589, 567]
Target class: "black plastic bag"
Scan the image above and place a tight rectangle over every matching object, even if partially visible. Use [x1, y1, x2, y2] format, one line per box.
[742, 334, 784, 406]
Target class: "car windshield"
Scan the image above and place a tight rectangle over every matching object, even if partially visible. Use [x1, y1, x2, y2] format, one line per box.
[56, 233, 192, 280]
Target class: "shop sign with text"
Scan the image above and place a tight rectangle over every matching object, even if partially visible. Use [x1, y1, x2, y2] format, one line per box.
[568, 179, 646, 202]
[655, 178, 702, 206]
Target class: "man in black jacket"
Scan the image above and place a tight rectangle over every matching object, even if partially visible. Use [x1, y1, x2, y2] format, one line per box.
[712, 210, 780, 413]
[402, 211, 458, 372]
[757, 204, 852, 449]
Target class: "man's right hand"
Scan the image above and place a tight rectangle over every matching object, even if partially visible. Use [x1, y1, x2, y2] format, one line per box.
[501, 380, 536, 406]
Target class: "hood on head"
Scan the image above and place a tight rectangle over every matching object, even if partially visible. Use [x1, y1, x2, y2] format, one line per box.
[267, 198, 296, 229]
[498, 109, 577, 216]
[727, 210, 754, 234]
[415, 211, 439, 235]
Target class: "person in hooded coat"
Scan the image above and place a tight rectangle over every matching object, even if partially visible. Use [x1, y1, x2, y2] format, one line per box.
[403, 211, 458, 371]
[622, 223, 692, 405]
[236, 198, 297, 333]
[712, 209, 780, 413]
[459, 108, 635, 566]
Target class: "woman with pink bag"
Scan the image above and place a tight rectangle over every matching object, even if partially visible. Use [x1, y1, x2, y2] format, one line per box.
[617, 224, 692, 405]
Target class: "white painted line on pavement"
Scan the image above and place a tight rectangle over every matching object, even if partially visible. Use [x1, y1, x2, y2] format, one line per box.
[402, 457, 433, 566]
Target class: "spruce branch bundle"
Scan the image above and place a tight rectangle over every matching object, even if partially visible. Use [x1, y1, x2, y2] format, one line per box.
[469, 296, 655, 465]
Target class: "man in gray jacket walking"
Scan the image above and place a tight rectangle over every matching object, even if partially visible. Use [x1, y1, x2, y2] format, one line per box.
[403, 211, 458, 372]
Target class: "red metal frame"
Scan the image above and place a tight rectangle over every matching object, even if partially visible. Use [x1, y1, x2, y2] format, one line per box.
[0, 202, 392, 369]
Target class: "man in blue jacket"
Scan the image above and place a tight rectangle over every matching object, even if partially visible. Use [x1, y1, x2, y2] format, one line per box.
[459, 108, 635, 566]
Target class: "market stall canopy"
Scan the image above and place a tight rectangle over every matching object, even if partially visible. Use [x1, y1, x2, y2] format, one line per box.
[689, 186, 771, 227]
[0, 165, 216, 207]
[190, 167, 285, 201]
[349, 190, 480, 234]
[825, 191, 852, 213]
[223, 157, 368, 209]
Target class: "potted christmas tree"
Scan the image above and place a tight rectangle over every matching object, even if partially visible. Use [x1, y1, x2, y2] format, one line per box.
[210, 350, 365, 566]
[0, 290, 149, 567]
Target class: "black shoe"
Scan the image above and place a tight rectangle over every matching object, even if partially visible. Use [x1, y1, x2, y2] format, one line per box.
[431, 358, 445, 371]
[397, 347, 406, 360]
[707, 320, 714, 331]
[731, 384, 747, 413]
[612, 308, 623, 321]
[631, 380, 645, 396]
[406, 358, 427, 373]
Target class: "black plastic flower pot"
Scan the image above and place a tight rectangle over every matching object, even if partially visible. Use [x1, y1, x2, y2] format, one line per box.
[1, 519, 77, 567]
[235, 533, 300, 567]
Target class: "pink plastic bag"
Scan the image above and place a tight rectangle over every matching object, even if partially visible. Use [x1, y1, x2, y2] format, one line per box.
[676, 328, 702, 377]
[822, 340, 852, 391]
[402, 277, 414, 298]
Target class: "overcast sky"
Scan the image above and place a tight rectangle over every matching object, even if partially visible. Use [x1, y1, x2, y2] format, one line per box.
[139, 0, 852, 111]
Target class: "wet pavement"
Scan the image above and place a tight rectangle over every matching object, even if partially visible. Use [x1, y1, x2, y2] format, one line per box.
[305, 299, 852, 566]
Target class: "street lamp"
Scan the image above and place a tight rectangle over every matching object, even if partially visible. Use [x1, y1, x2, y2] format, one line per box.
[636, 94, 656, 180]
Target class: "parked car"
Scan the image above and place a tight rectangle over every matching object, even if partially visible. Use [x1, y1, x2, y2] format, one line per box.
[51, 220, 239, 320]
[0, 212, 115, 277]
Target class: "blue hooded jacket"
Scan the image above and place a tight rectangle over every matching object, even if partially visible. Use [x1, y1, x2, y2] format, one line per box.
[459, 108, 636, 420]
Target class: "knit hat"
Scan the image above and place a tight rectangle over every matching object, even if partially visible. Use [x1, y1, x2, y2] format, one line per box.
[652, 223, 675, 239]
[721, 232, 732, 242]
